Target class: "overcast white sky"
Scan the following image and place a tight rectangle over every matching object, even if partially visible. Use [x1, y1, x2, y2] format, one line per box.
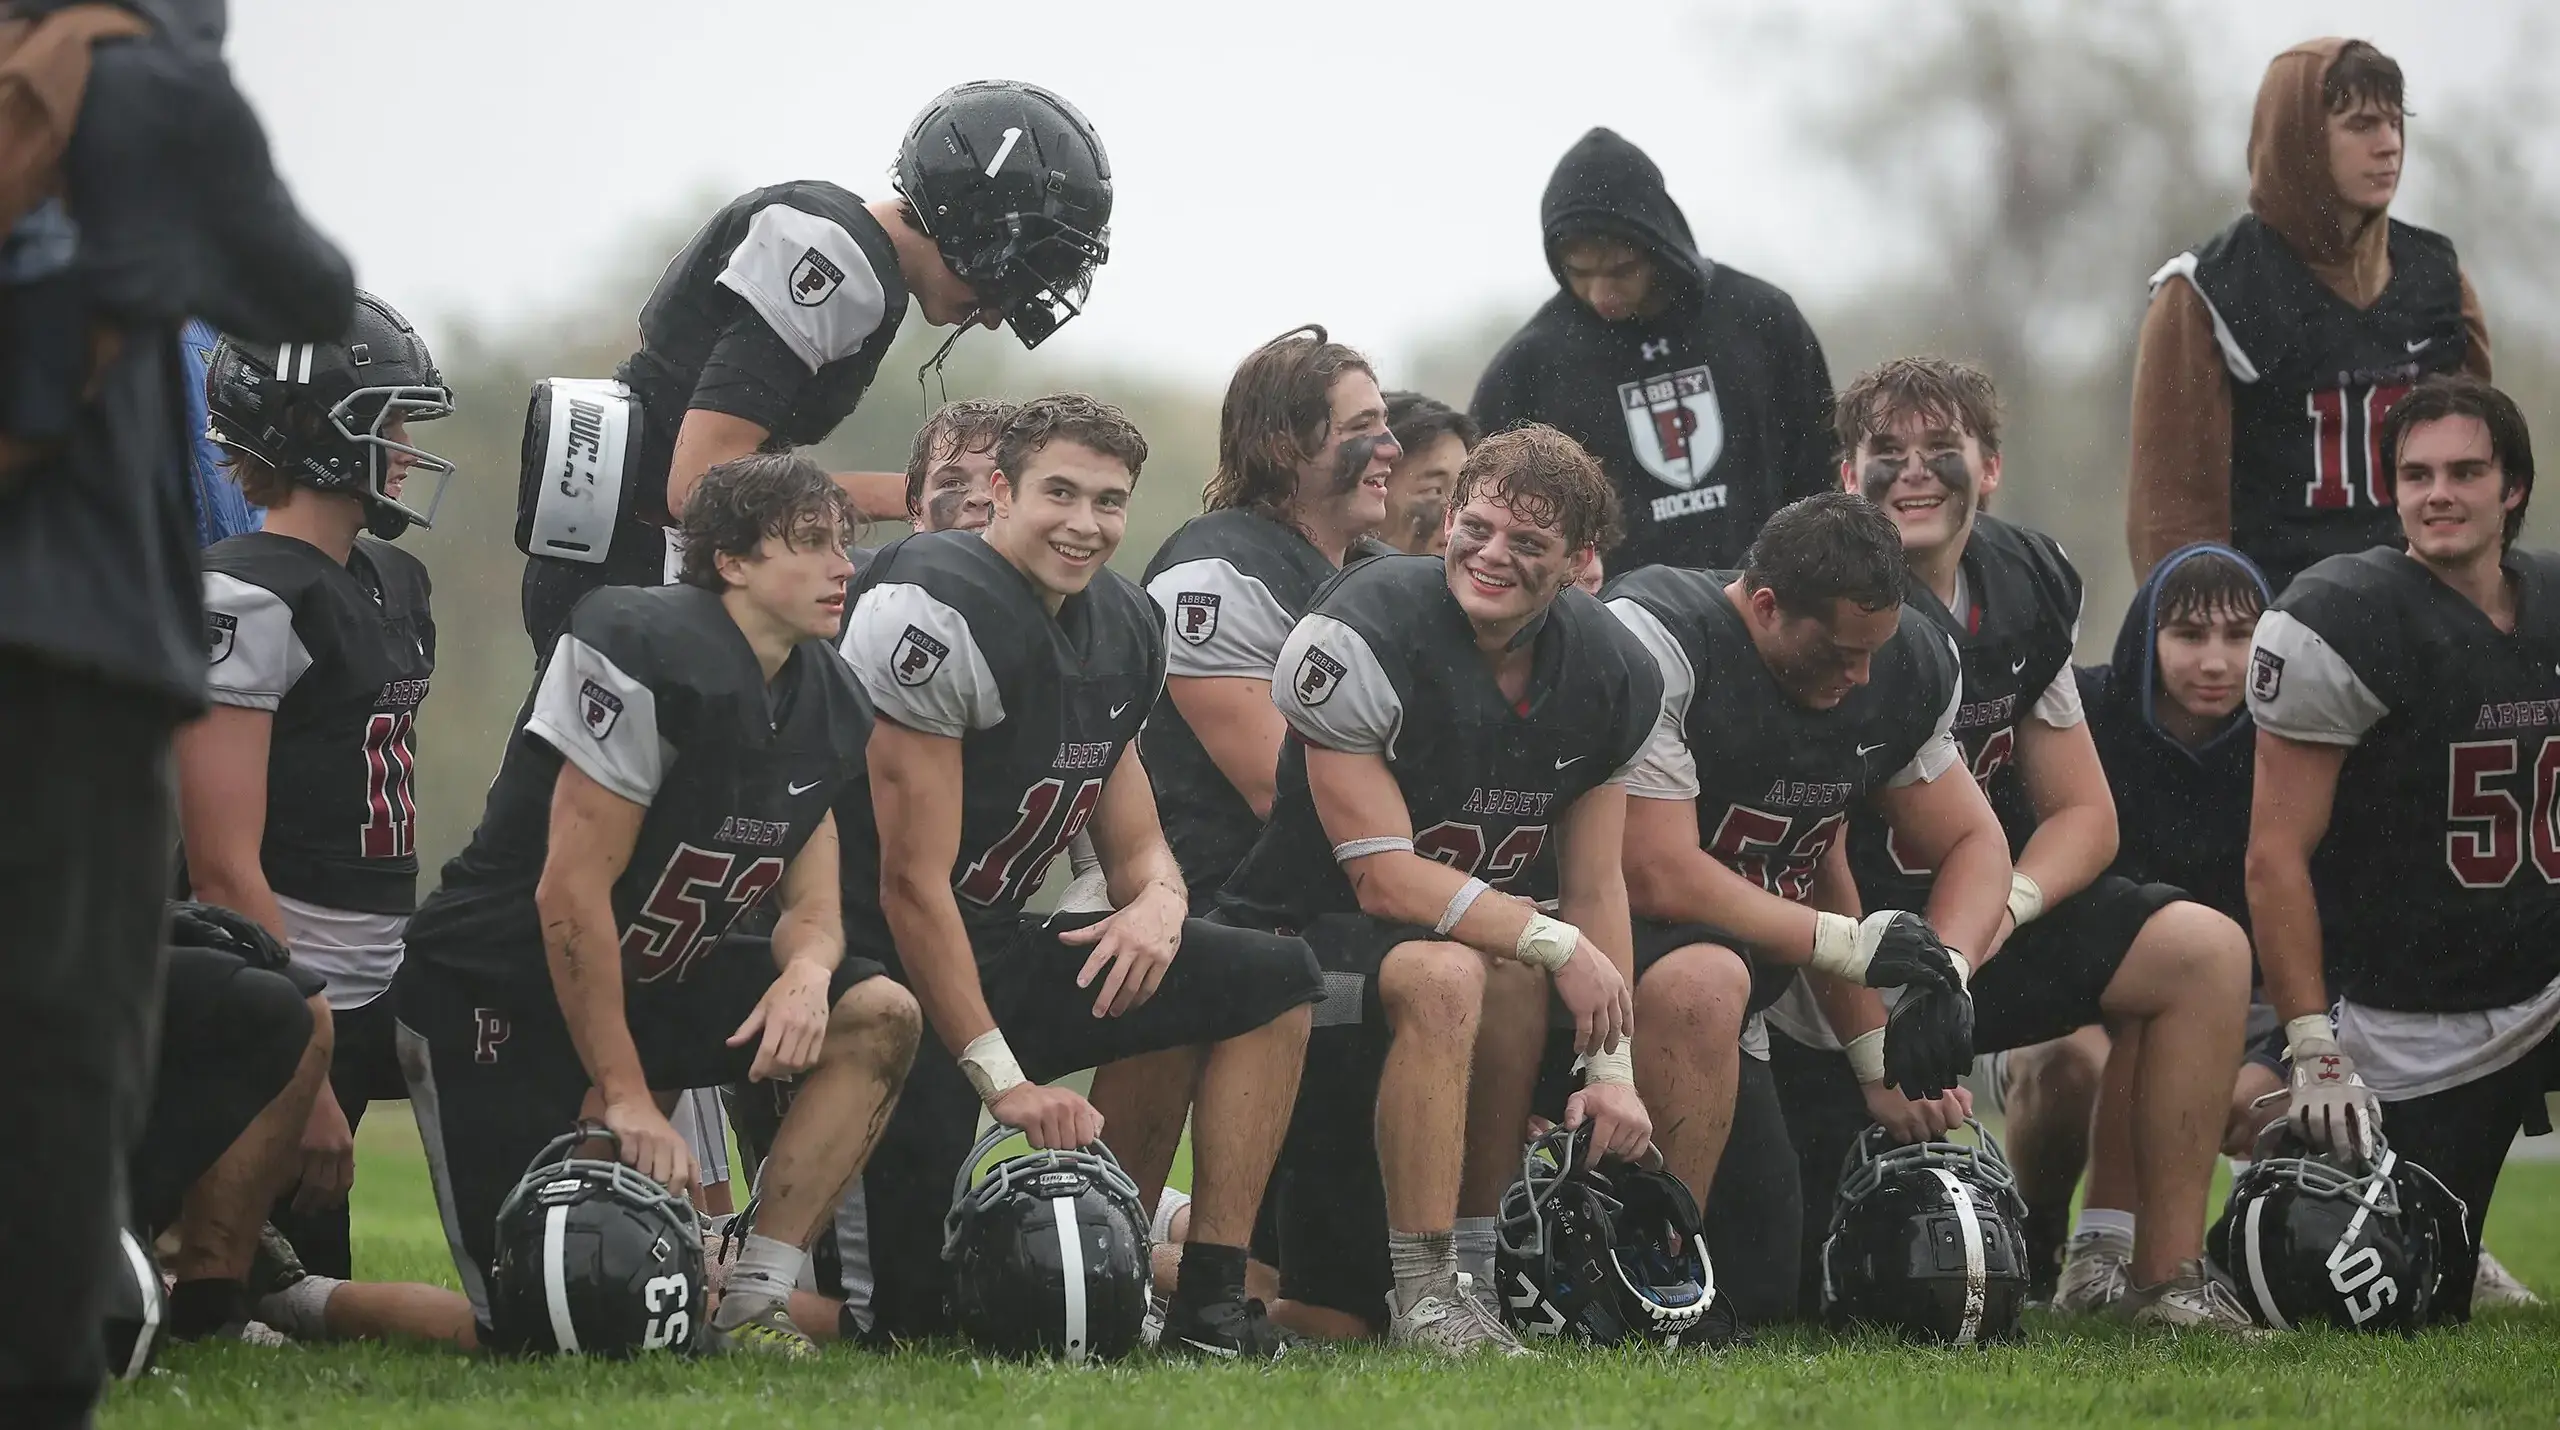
[225, 0, 2516, 380]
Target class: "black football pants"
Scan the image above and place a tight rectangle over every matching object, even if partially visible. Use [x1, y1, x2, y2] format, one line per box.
[134, 946, 314, 1233]
[2376, 1023, 2560, 1324]
[0, 658, 178, 1430]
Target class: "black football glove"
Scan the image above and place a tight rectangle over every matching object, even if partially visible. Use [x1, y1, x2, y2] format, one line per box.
[1882, 980, 1975, 1099]
[1812, 909, 1966, 993]
[167, 899, 292, 972]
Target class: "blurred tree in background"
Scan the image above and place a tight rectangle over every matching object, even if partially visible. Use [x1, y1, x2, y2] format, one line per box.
[394, 0, 2559, 883]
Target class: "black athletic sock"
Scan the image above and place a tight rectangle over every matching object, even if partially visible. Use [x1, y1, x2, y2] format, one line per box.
[2023, 1204, 2069, 1298]
[167, 1277, 247, 1339]
[1174, 1242, 1248, 1306]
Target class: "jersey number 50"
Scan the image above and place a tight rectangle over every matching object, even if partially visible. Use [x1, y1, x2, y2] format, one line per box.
[2445, 736, 2560, 889]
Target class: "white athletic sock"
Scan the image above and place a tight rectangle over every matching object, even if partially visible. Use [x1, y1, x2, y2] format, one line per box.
[1388, 1229, 1458, 1311]
[256, 1275, 342, 1341]
[723, 1232, 806, 1307]
[1453, 1217, 1498, 1292]
[2070, 1208, 2136, 1248]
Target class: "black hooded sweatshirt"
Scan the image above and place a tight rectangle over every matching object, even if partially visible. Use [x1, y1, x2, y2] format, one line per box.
[2072, 541, 2271, 929]
[1472, 128, 1834, 573]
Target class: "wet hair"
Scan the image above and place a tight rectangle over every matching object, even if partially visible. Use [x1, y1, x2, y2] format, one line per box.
[1833, 356, 2003, 460]
[2324, 41, 2406, 118]
[677, 452, 857, 590]
[1741, 492, 1906, 617]
[994, 393, 1149, 487]
[222, 451, 293, 509]
[904, 398, 1017, 516]
[2154, 551, 2268, 628]
[1448, 424, 1621, 554]
[1204, 325, 1375, 516]
[2377, 374, 2536, 547]
[1385, 391, 1480, 459]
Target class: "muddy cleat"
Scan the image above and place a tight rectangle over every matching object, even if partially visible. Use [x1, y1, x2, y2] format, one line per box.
[2051, 1230, 2134, 1316]
[1159, 1287, 1287, 1361]
[2127, 1260, 2265, 1334]
[708, 1290, 818, 1359]
[2474, 1250, 2540, 1309]
[246, 1224, 309, 1303]
[1388, 1284, 1528, 1358]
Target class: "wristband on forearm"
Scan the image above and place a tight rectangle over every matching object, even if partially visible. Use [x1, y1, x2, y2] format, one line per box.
[1514, 913, 1580, 973]
[1844, 1028, 1887, 1086]
[2284, 1013, 2339, 1060]
[2006, 871, 2046, 929]
[1437, 877, 1492, 936]
[959, 1029, 1026, 1102]
[1581, 1041, 1635, 1086]
[1810, 911, 1865, 981]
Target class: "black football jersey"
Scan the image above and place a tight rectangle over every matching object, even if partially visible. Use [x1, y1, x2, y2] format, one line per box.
[1604, 566, 1962, 905]
[405, 584, 867, 988]
[202, 533, 436, 914]
[1141, 509, 1343, 896]
[1848, 516, 2083, 912]
[616, 181, 910, 524]
[835, 531, 1167, 953]
[1219, 555, 1662, 926]
[2248, 547, 2560, 1012]
[2157, 216, 2466, 591]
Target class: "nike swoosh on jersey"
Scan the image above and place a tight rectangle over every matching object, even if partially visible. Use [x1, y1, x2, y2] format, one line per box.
[2405, 337, 2433, 353]
[2009, 657, 2027, 673]
[1554, 755, 1586, 769]
[1856, 743, 1887, 757]
[787, 779, 823, 796]
[1110, 701, 1132, 718]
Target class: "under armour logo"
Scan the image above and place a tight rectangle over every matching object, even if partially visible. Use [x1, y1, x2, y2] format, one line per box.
[474, 1009, 511, 1065]
[1641, 338, 1673, 362]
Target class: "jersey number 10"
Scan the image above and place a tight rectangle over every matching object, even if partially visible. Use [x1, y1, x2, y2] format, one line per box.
[360, 711, 419, 859]
[2304, 382, 2412, 511]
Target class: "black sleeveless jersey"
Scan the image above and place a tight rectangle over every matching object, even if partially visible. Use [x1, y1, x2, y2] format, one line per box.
[1604, 566, 1962, 904]
[616, 181, 910, 524]
[1141, 508, 1343, 896]
[2159, 215, 2466, 591]
[1848, 517, 2083, 913]
[2249, 547, 2560, 1012]
[1219, 555, 1661, 927]
[405, 584, 867, 989]
[835, 531, 1167, 951]
[201, 533, 436, 914]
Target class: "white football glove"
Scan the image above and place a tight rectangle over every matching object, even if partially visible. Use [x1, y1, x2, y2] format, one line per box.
[2284, 1014, 2379, 1163]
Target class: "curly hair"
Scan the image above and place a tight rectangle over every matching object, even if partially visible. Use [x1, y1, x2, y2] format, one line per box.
[1203, 325, 1375, 516]
[993, 393, 1149, 486]
[675, 452, 857, 590]
[1448, 424, 1622, 554]
[904, 398, 1017, 516]
[1833, 355, 2003, 460]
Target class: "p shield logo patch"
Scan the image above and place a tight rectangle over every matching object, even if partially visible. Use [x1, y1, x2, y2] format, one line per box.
[1176, 592, 1221, 646]
[1295, 646, 1348, 706]
[579, 679, 625, 739]
[894, 625, 951, 686]
[790, 247, 845, 306]
[206, 612, 238, 665]
[2250, 647, 2285, 702]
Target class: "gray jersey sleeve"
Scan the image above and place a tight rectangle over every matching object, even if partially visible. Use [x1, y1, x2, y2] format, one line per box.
[1271, 613, 1405, 757]
[1887, 658, 1965, 788]
[840, 582, 1006, 740]
[1148, 557, 1298, 680]
[714, 203, 890, 373]
[2246, 609, 2388, 746]
[1606, 598, 1700, 799]
[527, 633, 670, 806]
[202, 571, 312, 711]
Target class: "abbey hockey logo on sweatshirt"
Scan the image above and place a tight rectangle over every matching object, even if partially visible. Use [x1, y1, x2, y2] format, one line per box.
[1618, 364, 1727, 518]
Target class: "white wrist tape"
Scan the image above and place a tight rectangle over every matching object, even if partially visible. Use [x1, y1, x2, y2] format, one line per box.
[1580, 1042, 1635, 1086]
[2284, 1013, 2340, 1061]
[1436, 877, 1491, 936]
[1844, 1028, 1887, 1086]
[958, 1029, 1027, 1102]
[2006, 871, 2046, 928]
[1810, 911, 1866, 982]
[1332, 835, 1414, 863]
[1945, 952, 1971, 990]
[1514, 913, 1580, 973]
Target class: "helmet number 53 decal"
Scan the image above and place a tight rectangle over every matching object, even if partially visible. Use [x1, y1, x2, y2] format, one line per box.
[640, 1273, 692, 1352]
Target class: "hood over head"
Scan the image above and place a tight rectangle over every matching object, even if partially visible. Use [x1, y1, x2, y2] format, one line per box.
[2247, 37, 2389, 276]
[2100, 540, 2273, 760]
[1539, 127, 1710, 297]
[18, 0, 224, 56]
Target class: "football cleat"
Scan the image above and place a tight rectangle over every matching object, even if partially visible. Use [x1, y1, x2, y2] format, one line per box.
[2126, 1260, 2264, 1334]
[2050, 1228, 2134, 1316]
[1387, 1285, 1527, 1358]
[707, 1290, 817, 1359]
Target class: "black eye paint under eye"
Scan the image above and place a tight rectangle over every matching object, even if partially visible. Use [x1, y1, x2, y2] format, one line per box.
[925, 486, 972, 531]
[1330, 434, 1389, 495]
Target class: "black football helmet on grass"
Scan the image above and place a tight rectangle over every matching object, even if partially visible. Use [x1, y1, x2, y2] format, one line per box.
[2207, 1123, 2463, 1332]
[895, 80, 1111, 352]
[486, 1124, 705, 1357]
[944, 1125, 1150, 1363]
[1495, 1124, 1717, 1345]
[1820, 1120, 2031, 1344]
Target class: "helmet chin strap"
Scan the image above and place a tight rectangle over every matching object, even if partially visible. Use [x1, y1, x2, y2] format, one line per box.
[915, 326, 968, 406]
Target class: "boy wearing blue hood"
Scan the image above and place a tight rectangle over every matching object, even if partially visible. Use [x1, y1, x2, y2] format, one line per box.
[1472, 128, 1834, 574]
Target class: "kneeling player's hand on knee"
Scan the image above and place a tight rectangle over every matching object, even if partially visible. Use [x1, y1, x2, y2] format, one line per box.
[1059, 884, 1185, 1017]
[1860, 1081, 1971, 1145]
[1563, 1083, 1652, 1167]
[294, 1085, 357, 1214]
[603, 1096, 697, 1196]
[1552, 938, 1633, 1056]
[730, 960, 834, 1081]
[991, 1082, 1105, 1150]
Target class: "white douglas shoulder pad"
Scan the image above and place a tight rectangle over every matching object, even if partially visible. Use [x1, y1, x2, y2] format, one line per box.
[517, 378, 643, 563]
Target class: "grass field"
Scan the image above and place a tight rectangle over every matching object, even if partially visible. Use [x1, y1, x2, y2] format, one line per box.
[99, 1110, 2560, 1429]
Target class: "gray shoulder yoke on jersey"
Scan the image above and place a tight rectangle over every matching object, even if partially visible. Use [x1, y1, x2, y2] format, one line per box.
[527, 633, 669, 806]
[1607, 596, 1701, 800]
[2147, 251, 2261, 384]
[716, 202, 890, 373]
[203, 570, 313, 710]
[1272, 612, 1405, 757]
[1888, 657, 1965, 788]
[841, 581, 1006, 740]
[2246, 608, 2388, 746]
[1149, 556, 1297, 679]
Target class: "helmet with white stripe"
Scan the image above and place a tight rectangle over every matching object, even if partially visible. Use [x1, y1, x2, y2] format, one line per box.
[1820, 1119, 2032, 1344]
[2207, 1123, 2463, 1332]
[943, 1125, 1150, 1362]
[487, 1124, 705, 1357]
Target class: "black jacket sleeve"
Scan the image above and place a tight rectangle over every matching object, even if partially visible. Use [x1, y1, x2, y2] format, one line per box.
[1773, 296, 1836, 503]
